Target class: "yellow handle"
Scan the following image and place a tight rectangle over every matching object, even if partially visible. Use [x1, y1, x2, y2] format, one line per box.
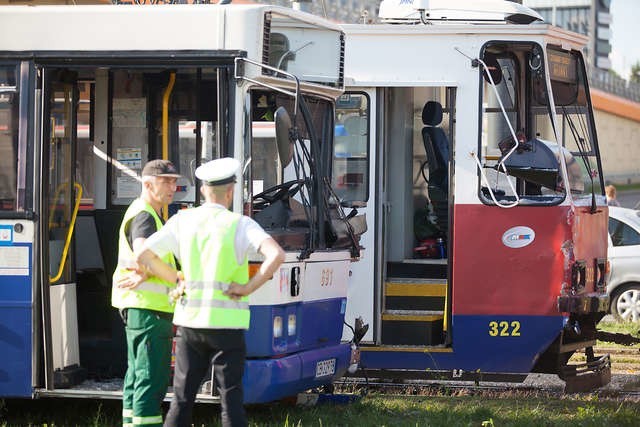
[161, 72, 176, 221]
[49, 182, 83, 283]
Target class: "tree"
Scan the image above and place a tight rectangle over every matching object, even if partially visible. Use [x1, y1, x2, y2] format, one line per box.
[631, 61, 640, 84]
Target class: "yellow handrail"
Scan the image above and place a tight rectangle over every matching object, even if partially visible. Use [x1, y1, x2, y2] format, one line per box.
[49, 182, 83, 283]
[161, 72, 176, 221]
[48, 182, 67, 229]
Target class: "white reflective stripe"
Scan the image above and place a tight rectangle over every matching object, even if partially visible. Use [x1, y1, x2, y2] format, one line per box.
[123, 424, 134, 427]
[136, 281, 171, 294]
[132, 415, 163, 425]
[180, 297, 248, 310]
[123, 409, 133, 417]
[185, 280, 232, 292]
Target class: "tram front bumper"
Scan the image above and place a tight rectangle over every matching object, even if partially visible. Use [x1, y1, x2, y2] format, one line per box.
[243, 342, 351, 404]
[557, 294, 609, 314]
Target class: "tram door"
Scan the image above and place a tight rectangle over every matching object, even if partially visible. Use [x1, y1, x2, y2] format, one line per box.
[379, 86, 454, 347]
[42, 69, 85, 387]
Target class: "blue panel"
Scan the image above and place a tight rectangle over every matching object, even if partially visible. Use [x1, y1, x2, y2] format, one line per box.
[0, 243, 33, 397]
[361, 314, 564, 373]
[245, 298, 346, 358]
[243, 342, 351, 403]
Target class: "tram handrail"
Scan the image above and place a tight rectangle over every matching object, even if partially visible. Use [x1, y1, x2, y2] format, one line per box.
[161, 71, 176, 222]
[49, 182, 83, 283]
[457, 47, 519, 208]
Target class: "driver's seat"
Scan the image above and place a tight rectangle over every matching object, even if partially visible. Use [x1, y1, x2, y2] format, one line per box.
[421, 101, 449, 236]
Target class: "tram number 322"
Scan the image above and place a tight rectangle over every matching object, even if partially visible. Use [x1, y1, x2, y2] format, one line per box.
[488, 321, 521, 337]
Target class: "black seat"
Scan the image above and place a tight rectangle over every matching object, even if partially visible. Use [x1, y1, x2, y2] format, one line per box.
[421, 101, 450, 236]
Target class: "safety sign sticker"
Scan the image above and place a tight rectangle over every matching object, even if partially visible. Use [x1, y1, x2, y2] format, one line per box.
[0, 246, 29, 276]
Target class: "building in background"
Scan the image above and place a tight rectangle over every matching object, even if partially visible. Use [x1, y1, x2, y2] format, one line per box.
[523, 0, 611, 70]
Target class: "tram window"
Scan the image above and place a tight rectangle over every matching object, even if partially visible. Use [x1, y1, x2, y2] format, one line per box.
[478, 42, 584, 205]
[248, 89, 334, 249]
[533, 48, 601, 196]
[481, 54, 519, 155]
[0, 65, 18, 211]
[76, 81, 94, 206]
[109, 68, 220, 207]
[333, 93, 369, 205]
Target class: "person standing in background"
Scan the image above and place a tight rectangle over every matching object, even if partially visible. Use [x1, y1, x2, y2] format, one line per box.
[606, 184, 621, 207]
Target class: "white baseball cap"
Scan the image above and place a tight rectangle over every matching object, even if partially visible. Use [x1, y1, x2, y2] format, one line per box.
[195, 157, 240, 186]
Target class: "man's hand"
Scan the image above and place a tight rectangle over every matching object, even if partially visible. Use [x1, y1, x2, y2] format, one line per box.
[224, 283, 251, 300]
[116, 265, 148, 289]
[169, 271, 185, 304]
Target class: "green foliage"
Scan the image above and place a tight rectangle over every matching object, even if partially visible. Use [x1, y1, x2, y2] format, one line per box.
[1, 393, 639, 427]
[631, 61, 640, 84]
[598, 320, 640, 336]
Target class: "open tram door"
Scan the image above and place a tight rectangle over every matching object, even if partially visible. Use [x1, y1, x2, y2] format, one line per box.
[378, 87, 455, 347]
[40, 69, 87, 388]
[336, 87, 456, 349]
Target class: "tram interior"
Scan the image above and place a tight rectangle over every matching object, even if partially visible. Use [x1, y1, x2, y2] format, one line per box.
[376, 86, 455, 347]
[47, 66, 224, 387]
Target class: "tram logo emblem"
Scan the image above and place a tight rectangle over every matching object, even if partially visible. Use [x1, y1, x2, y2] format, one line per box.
[501, 226, 535, 249]
[0, 226, 12, 245]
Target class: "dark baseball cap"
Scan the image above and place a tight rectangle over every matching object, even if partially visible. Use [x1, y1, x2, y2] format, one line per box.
[141, 159, 181, 178]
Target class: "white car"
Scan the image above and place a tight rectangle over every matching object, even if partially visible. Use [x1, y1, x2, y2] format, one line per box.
[607, 206, 640, 321]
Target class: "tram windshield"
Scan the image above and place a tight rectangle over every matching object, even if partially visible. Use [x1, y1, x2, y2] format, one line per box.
[479, 42, 601, 205]
[533, 47, 603, 198]
[248, 89, 335, 252]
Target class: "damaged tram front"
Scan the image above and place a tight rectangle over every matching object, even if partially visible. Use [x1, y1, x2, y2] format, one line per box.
[0, 4, 365, 403]
[339, 0, 610, 392]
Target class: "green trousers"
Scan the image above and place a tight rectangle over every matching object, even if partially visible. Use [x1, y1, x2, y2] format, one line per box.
[122, 308, 173, 427]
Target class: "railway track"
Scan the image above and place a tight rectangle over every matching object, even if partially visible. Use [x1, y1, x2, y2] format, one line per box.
[335, 376, 640, 400]
[335, 346, 640, 400]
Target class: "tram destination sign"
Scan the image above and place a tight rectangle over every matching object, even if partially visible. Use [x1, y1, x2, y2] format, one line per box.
[547, 50, 576, 84]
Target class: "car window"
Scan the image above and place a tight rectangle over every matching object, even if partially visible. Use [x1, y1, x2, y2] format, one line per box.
[609, 217, 640, 246]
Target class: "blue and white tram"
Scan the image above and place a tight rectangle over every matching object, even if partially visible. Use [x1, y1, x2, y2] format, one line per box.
[0, 3, 363, 403]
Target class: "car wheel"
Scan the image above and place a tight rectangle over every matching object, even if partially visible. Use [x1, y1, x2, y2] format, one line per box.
[611, 284, 640, 322]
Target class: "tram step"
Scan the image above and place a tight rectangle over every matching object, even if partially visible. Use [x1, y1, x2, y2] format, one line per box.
[385, 280, 446, 311]
[386, 261, 447, 279]
[381, 310, 444, 346]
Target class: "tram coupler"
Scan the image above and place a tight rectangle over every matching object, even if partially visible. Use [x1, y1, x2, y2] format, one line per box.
[560, 348, 611, 393]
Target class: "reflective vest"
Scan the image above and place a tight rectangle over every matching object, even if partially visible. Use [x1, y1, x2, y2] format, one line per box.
[112, 198, 176, 313]
[172, 207, 250, 329]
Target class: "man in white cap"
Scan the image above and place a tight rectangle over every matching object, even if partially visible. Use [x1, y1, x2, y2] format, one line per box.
[112, 159, 181, 427]
[134, 157, 285, 427]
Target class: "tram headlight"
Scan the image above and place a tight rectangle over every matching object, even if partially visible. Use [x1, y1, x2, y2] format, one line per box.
[273, 316, 283, 338]
[287, 314, 296, 336]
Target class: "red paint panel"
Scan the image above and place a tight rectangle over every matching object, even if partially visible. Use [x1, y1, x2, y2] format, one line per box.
[452, 204, 572, 316]
[572, 205, 609, 293]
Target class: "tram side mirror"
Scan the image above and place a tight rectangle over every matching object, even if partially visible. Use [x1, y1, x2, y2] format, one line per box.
[275, 106, 294, 168]
[482, 53, 503, 85]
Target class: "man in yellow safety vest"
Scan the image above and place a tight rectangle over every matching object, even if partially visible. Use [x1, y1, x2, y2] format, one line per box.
[135, 157, 285, 427]
[112, 159, 180, 427]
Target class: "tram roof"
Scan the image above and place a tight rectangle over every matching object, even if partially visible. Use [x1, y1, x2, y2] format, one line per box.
[0, 4, 342, 53]
[342, 22, 589, 53]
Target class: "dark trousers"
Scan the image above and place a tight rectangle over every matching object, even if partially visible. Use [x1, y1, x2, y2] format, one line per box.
[122, 308, 173, 427]
[164, 326, 247, 427]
